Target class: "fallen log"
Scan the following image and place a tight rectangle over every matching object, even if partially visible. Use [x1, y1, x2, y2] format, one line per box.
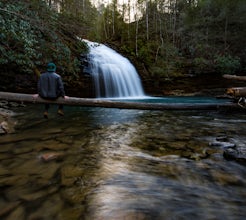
[226, 87, 246, 97]
[0, 91, 241, 111]
[223, 74, 246, 98]
[223, 74, 246, 81]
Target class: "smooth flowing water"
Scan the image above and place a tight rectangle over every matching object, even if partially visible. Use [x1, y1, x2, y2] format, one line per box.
[83, 40, 145, 98]
[0, 100, 245, 220]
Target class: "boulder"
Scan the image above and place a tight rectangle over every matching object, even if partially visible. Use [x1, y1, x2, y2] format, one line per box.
[223, 147, 246, 165]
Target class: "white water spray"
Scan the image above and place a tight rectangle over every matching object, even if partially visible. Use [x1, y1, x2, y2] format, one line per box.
[84, 40, 145, 98]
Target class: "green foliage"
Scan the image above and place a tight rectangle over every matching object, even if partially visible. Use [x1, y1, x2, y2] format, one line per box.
[0, 0, 245, 93]
[137, 41, 152, 65]
[214, 55, 241, 74]
[0, 0, 88, 78]
[193, 57, 212, 74]
[0, 2, 38, 73]
[149, 66, 168, 78]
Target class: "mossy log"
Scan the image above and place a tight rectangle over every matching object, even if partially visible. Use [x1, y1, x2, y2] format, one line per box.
[223, 74, 246, 81]
[0, 91, 241, 111]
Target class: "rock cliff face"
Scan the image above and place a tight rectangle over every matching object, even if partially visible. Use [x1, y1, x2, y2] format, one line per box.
[0, 73, 95, 98]
[142, 73, 246, 97]
[1, 70, 245, 98]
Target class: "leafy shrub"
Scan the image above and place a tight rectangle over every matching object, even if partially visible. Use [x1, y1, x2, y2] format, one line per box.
[193, 57, 211, 74]
[0, 1, 87, 78]
[0, 2, 38, 73]
[214, 55, 241, 74]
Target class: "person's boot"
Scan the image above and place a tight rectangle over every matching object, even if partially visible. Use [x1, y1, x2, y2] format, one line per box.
[57, 109, 64, 116]
[43, 111, 48, 119]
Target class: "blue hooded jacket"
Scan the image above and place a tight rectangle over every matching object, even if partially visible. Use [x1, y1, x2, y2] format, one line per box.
[38, 71, 65, 99]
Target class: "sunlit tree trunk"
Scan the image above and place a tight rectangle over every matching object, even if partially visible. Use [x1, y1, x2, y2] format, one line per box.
[112, 0, 118, 36]
[167, 0, 177, 46]
[128, 0, 131, 38]
[145, 0, 149, 40]
[103, 15, 108, 39]
[134, 1, 139, 56]
[135, 18, 139, 56]
[155, 2, 164, 62]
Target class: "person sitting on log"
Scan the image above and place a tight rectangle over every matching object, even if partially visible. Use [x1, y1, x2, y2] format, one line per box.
[33, 62, 68, 118]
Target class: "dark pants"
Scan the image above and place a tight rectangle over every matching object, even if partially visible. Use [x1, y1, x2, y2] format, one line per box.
[45, 104, 63, 111]
[42, 97, 63, 112]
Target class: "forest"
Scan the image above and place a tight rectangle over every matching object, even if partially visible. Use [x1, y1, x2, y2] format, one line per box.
[0, 0, 245, 96]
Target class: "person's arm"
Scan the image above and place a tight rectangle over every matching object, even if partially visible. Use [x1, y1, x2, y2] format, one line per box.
[37, 78, 41, 95]
[57, 77, 65, 97]
[33, 94, 39, 98]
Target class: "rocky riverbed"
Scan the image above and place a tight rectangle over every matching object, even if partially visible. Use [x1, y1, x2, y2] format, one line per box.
[0, 101, 245, 219]
[1, 101, 245, 164]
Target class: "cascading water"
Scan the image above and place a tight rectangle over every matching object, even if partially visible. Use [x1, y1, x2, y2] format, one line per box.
[83, 40, 145, 98]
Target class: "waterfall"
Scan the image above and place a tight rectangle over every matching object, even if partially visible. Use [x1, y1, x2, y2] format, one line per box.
[83, 40, 145, 98]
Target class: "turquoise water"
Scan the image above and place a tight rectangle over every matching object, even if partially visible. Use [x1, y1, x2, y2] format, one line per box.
[109, 96, 231, 104]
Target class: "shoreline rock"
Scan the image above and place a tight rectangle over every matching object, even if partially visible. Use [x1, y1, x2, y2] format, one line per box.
[0, 100, 23, 135]
[210, 136, 246, 166]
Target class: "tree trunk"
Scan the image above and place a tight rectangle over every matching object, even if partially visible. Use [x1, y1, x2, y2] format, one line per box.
[128, 0, 130, 38]
[224, 15, 228, 52]
[135, 16, 139, 56]
[0, 92, 241, 111]
[146, 0, 149, 41]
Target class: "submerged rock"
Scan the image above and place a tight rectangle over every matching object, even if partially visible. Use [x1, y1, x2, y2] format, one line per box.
[209, 136, 236, 148]
[39, 152, 65, 162]
[223, 147, 246, 165]
[210, 136, 246, 165]
[60, 164, 84, 186]
[19, 186, 58, 202]
[209, 141, 236, 148]
[5, 205, 25, 220]
[0, 201, 20, 218]
[27, 194, 64, 220]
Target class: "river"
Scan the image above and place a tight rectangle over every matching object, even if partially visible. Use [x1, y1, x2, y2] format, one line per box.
[0, 103, 246, 219]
